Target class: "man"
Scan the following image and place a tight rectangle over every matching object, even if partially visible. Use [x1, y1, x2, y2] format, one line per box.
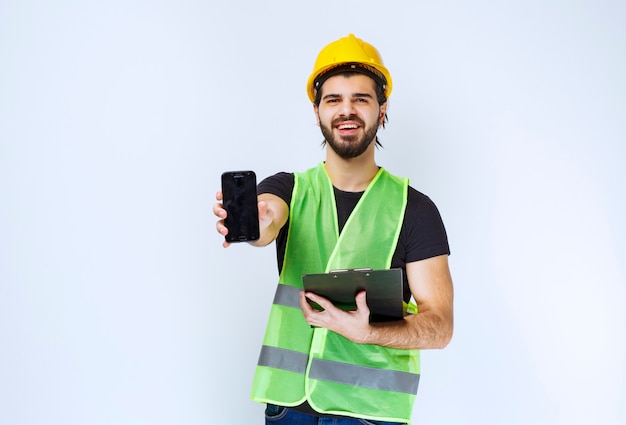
[214, 34, 453, 425]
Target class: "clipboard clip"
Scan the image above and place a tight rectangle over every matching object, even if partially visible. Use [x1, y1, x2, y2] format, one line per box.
[329, 268, 373, 275]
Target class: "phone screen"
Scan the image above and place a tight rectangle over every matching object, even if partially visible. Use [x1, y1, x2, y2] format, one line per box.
[221, 170, 260, 242]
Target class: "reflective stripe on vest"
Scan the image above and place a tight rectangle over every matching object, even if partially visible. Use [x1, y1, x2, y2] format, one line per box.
[258, 345, 419, 394]
[272, 283, 301, 309]
[258, 345, 308, 375]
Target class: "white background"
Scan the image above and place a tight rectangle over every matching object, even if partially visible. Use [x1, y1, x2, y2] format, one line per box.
[1, 1, 624, 424]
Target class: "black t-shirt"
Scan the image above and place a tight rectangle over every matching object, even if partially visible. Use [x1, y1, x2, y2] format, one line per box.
[258, 171, 450, 302]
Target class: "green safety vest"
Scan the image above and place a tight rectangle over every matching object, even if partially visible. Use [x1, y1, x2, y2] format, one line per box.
[251, 163, 420, 423]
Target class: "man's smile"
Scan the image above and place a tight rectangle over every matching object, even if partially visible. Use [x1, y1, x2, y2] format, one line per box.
[334, 118, 363, 136]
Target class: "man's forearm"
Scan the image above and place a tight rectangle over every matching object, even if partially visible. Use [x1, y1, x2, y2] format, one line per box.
[364, 311, 453, 350]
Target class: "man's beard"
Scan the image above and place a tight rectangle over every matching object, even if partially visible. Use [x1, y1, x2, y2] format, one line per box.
[320, 115, 379, 159]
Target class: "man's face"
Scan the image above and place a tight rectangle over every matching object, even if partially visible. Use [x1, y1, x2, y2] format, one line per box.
[314, 74, 387, 159]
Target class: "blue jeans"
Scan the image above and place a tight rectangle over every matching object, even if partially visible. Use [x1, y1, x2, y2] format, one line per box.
[265, 404, 407, 425]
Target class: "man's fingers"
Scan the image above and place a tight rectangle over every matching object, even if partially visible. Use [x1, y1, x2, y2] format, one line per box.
[303, 292, 334, 310]
[354, 291, 370, 315]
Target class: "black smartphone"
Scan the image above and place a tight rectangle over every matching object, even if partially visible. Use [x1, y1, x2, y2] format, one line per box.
[221, 170, 260, 243]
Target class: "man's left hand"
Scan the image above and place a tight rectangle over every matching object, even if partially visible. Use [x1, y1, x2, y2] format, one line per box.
[299, 290, 372, 344]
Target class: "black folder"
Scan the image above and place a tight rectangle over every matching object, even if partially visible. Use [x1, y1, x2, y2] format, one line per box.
[301, 268, 404, 322]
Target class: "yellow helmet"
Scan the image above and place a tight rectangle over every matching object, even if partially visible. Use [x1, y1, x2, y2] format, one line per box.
[306, 34, 392, 103]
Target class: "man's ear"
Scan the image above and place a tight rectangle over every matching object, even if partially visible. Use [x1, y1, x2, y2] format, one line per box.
[379, 102, 388, 126]
[313, 104, 320, 126]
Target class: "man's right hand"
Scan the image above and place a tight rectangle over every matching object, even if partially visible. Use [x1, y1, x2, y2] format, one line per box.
[213, 191, 287, 248]
[213, 190, 231, 248]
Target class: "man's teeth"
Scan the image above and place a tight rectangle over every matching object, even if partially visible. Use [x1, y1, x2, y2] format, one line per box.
[338, 124, 358, 129]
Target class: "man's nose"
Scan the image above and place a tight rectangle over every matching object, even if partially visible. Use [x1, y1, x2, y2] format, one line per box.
[339, 99, 355, 116]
